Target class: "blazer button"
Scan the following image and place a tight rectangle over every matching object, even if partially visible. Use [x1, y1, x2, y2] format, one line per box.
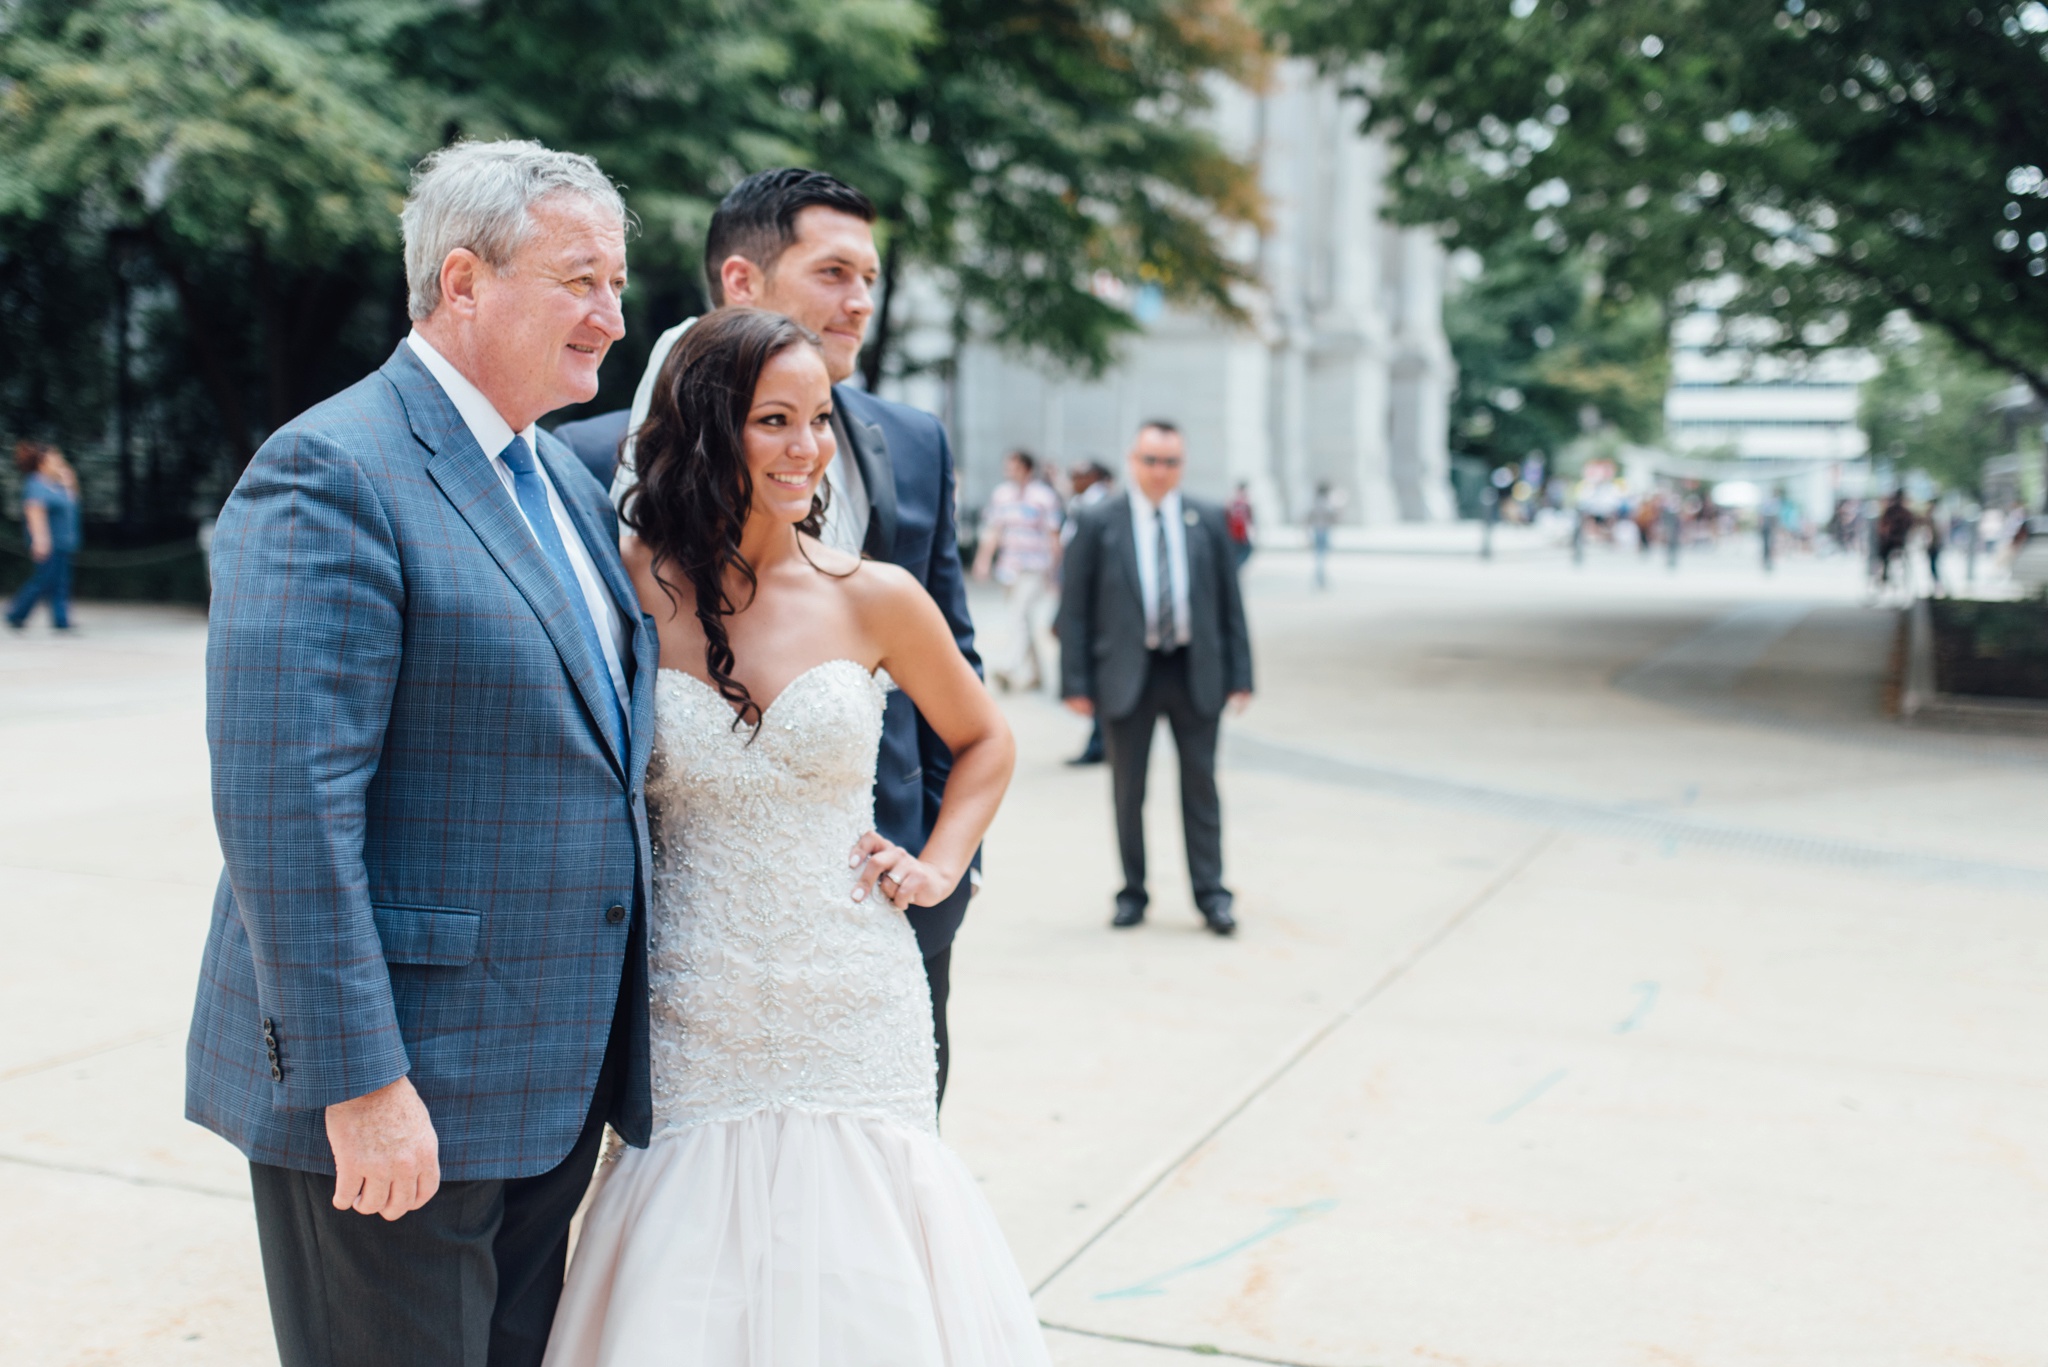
[270, 1065, 283, 1081]
[605, 904, 627, 925]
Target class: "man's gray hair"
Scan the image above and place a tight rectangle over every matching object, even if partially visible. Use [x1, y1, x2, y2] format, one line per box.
[401, 140, 627, 320]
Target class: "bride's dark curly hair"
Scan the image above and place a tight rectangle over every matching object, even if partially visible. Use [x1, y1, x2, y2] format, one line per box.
[621, 307, 831, 731]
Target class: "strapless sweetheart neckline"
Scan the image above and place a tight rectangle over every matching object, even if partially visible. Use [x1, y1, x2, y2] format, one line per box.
[657, 657, 878, 724]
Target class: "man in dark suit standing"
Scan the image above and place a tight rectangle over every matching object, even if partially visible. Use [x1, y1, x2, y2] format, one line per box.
[1058, 420, 1254, 936]
[613, 169, 980, 1101]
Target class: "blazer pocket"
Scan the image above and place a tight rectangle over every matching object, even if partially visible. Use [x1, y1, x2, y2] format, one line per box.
[371, 904, 482, 967]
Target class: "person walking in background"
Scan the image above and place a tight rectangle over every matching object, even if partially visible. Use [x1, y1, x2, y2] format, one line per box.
[1058, 420, 1254, 937]
[1225, 480, 1255, 571]
[1063, 461, 1115, 766]
[1925, 503, 1947, 595]
[1304, 481, 1339, 589]
[973, 448, 1063, 692]
[6, 440, 80, 632]
[1874, 490, 1914, 592]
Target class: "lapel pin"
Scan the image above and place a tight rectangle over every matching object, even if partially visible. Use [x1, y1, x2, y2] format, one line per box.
[1184, 509, 1199, 526]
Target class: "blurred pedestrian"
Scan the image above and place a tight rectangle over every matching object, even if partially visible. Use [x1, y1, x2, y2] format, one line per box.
[1064, 461, 1115, 766]
[1925, 504, 1947, 595]
[6, 440, 80, 632]
[1225, 480, 1255, 570]
[1874, 490, 1913, 590]
[1057, 420, 1254, 936]
[1305, 481, 1340, 589]
[1063, 460, 1114, 543]
[973, 448, 1063, 692]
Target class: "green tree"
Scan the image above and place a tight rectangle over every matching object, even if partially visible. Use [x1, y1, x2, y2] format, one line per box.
[1, 0, 1270, 533]
[1861, 329, 2012, 494]
[1445, 239, 1668, 474]
[859, 0, 1267, 388]
[0, 0, 428, 468]
[1262, 0, 2048, 400]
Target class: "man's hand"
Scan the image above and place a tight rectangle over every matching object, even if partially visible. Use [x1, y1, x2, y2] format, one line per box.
[1064, 696, 1094, 717]
[1227, 691, 1253, 716]
[326, 1075, 440, 1221]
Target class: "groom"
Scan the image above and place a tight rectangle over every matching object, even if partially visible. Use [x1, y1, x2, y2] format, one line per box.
[614, 168, 981, 1102]
[187, 140, 656, 1367]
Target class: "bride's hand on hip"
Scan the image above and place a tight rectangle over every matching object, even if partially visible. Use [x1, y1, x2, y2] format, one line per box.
[849, 832, 954, 911]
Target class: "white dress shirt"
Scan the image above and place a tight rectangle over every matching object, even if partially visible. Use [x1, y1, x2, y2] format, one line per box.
[616, 317, 872, 554]
[407, 332, 631, 714]
[1130, 487, 1192, 650]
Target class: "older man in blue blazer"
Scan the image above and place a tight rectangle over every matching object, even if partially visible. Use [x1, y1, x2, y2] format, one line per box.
[613, 168, 981, 1102]
[187, 141, 655, 1367]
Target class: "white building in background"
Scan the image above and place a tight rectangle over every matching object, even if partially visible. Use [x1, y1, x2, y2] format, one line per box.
[1659, 308, 1878, 515]
[879, 61, 1457, 527]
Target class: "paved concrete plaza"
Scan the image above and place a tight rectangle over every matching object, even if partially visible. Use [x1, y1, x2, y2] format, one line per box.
[4, 540, 2045, 1366]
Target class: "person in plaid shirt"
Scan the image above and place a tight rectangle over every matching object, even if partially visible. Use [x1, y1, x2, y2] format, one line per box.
[973, 449, 1064, 691]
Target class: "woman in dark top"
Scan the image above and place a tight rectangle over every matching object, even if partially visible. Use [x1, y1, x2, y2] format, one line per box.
[7, 440, 80, 631]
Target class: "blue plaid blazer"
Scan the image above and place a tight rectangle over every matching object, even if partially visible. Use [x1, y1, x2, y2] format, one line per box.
[187, 342, 658, 1181]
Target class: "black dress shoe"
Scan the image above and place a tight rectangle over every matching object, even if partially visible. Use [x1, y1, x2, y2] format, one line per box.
[1198, 899, 1237, 937]
[1111, 897, 1146, 928]
[1065, 749, 1105, 766]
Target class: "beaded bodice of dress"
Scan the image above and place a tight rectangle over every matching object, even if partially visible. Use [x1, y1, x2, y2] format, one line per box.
[644, 659, 938, 1136]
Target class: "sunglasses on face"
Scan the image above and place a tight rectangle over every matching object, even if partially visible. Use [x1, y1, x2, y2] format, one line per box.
[1138, 456, 1184, 469]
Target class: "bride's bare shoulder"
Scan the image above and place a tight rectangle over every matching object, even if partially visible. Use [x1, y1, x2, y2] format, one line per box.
[836, 555, 919, 607]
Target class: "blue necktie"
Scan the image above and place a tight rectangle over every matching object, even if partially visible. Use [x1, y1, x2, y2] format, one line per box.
[499, 435, 628, 747]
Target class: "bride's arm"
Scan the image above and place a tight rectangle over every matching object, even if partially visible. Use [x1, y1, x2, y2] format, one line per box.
[851, 566, 1015, 909]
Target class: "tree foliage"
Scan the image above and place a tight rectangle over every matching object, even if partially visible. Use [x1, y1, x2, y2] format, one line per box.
[1263, 0, 2048, 399]
[0, 0, 1263, 527]
[1444, 239, 1668, 473]
[870, 0, 1265, 383]
[1860, 328, 2013, 494]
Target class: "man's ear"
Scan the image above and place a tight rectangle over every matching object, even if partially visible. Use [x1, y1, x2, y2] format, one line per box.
[438, 248, 485, 317]
[718, 254, 765, 308]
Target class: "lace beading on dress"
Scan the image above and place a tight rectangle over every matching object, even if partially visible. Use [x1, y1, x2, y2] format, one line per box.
[644, 659, 938, 1136]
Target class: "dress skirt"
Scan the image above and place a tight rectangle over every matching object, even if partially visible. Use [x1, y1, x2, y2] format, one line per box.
[543, 1107, 1051, 1367]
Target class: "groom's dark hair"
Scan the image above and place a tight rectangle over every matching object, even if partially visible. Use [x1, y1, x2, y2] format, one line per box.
[704, 169, 877, 306]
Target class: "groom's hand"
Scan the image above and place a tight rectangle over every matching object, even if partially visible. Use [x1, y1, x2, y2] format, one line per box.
[326, 1075, 441, 1220]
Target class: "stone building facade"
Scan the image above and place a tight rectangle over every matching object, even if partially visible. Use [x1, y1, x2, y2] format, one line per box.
[880, 61, 1457, 529]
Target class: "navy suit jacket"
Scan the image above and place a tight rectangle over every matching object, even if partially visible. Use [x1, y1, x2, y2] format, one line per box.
[188, 343, 657, 1181]
[832, 384, 982, 958]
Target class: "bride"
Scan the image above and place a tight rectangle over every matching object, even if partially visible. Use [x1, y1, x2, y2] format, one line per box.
[544, 307, 1048, 1365]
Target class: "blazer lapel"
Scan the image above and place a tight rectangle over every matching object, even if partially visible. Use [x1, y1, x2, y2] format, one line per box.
[389, 347, 629, 778]
[834, 387, 899, 560]
[1107, 493, 1144, 607]
[1180, 500, 1210, 627]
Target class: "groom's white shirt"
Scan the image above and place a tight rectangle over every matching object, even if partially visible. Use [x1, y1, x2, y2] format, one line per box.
[616, 318, 872, 555]
[407, 331, 631, 710]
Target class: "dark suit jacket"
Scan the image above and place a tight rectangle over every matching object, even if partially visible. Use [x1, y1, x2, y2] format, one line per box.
[831, 384, 982, 958]
[1057, 491, 1253, 720]
[551, 409, 632, 489]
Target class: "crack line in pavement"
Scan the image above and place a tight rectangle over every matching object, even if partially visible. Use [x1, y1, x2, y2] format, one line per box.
[1224, 731, 2048, 891]
[1030, 834, 1554, 1301]
[1040, 1320, 1374, 1367]
[0, 1027, 177, 1082]
[0, 1150, 249, 1202]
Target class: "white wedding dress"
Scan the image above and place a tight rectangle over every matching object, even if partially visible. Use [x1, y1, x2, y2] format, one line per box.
[544, 660, 1049, 1367]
